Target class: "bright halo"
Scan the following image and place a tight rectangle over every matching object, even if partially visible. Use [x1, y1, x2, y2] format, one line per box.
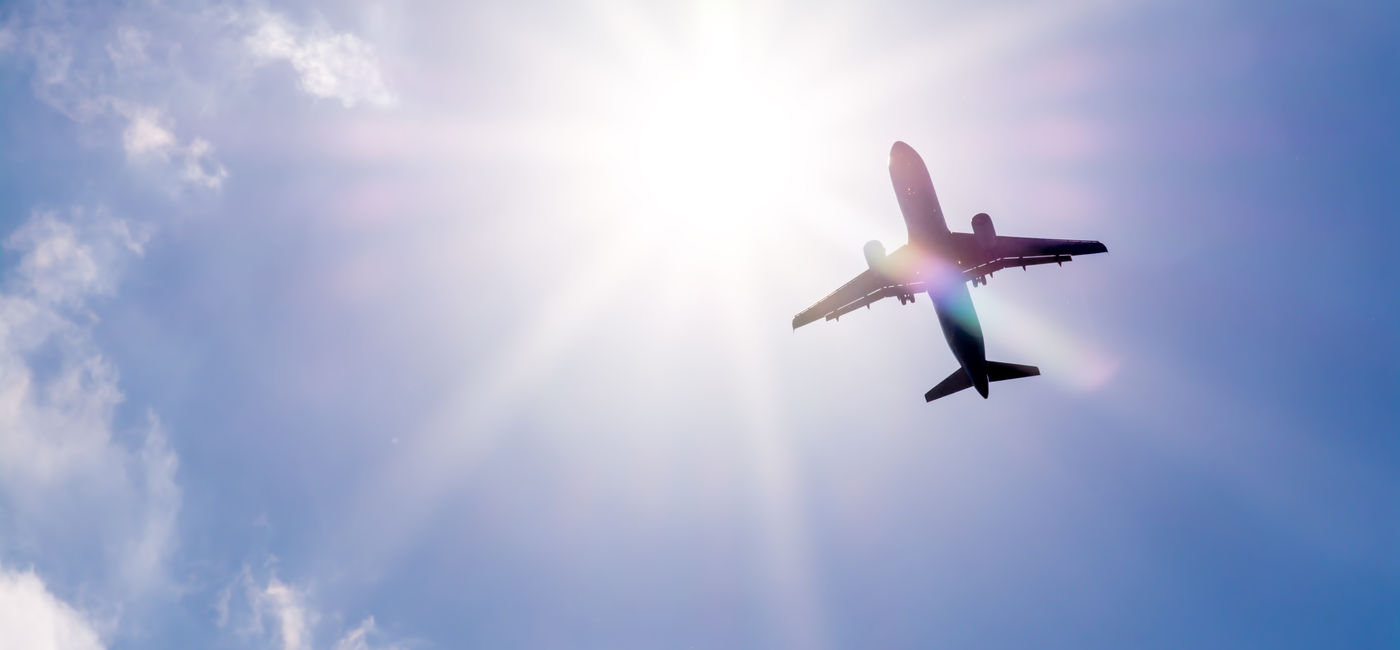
[595, 18, 824, 262]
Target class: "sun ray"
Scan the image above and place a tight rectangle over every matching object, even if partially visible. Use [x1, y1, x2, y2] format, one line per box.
[340, 230, 655, 563]
[332, 0, 1131, 636]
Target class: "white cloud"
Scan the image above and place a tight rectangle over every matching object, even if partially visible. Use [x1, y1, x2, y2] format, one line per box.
[122, 412, 180, 593]
[214, 582, 232, 629]
[5, 5, 228, 188]
[260, 576, 312, 650]
[0, 565, 105, 650]
[218, 565, 309, 650]
[121, 110, 176, 160]
[5, 207, 144, 316]
[113, 104, 229, 190]
[180, 138, 230, 190]
[14, 3, 106, 123]
[0, 211, 146, 488]
[219, 564, 406, 650]
[104, 26, 149, 71]
[331, 617, 405, 650]
[246, 13, 396, 108]
[0, 207, 178, 598]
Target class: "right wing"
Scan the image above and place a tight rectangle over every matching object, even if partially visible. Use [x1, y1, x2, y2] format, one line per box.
[990, 235, 1107, 259]
[792, 269, 926, 330]
[954, 234, 1108, 283]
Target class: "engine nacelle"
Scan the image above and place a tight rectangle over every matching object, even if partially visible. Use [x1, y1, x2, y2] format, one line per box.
[971, 212, 996, 250]
[863, 240, 886, 271]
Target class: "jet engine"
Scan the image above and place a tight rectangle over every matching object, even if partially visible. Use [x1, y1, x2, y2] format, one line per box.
[971, 212, 996, 250]
[863, 240, 886, 271]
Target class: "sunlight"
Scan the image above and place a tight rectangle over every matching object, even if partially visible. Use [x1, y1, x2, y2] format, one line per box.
[598, 14, 823, 263]
[348, 1, 1123, 644]
[974, 288, 1120, 391]
[628, 62, 799, 214]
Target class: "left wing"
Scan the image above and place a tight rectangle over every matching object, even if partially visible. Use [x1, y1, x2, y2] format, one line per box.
[791, 268, 925, 330]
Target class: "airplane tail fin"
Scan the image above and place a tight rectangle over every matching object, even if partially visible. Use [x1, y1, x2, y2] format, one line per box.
[986, 361, 1040, 382]
[925, 369, 972, 402]
[924, 361, 1041, 403]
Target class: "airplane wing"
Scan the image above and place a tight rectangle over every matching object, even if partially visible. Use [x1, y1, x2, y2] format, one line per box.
[791, 269, 926, 330]
[991, 236, 1107, 258]
[955, 234, 1108, 283]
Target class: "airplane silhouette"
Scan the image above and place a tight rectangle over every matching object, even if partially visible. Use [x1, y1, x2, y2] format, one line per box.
[793, 141, 1107, 402]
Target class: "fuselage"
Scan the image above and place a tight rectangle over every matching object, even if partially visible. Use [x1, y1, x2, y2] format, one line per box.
[888, 141, 990, 397]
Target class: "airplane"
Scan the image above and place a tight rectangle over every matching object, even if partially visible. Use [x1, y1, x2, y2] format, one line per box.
[792, 141, 1108, 402]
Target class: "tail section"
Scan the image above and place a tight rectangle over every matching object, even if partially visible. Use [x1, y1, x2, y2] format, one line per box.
[924, 369, 972, 402]
[924, 361, 1041, 403]
[986, 361, 1040, 382]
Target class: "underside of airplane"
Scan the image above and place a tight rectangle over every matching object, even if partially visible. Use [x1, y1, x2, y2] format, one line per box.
[792, 141, 1107, 402]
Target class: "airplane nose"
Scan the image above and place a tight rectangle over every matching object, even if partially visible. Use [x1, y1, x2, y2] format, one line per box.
[890, 141, 913, 160]
[889, 141, 922, 171]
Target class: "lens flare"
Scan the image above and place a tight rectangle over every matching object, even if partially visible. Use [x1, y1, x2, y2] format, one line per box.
[975, 288, 1120, 391]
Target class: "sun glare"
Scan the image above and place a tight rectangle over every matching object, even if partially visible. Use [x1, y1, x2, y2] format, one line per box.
[630, 65, 798, 211]
[598, 20, 822, 261]
[371, 2, 1126, 646]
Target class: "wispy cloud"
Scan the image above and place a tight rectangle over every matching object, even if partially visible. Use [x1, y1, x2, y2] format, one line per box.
[113, 103, 229, 190]
[104, 25, 148, 71]
[10, 1, 109, 123]
[179, 138, 229, 189]
[119, 108, 176, 160]
[5, 208, 145, 309]
[0, 566, 105, 650]
[0, 21, 15, 53]
[3, 2, 228, 189]
[258, 576, 312, 650]
[0, 207, 179, 600]
[245, 12, 396, 108]
[123, 413, 180, 594]
[331, 617, 404, 650]
[219, 563, 406, 650]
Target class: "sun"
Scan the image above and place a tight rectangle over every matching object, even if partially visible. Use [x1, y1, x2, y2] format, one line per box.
[371, 3, 1128, 646]
[628, 58, 802, 211]
[589, 11, 828, 264]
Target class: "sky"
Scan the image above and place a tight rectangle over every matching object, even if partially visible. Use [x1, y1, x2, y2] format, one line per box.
[0, 0, 1396, 648]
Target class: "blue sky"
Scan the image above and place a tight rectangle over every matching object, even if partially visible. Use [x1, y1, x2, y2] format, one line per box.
[0, 0, 1395, 648]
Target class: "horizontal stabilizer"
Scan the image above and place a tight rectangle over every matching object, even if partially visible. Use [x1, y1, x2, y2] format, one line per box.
[925, 362, 1040, 403]
[986, 361, 1040, 382]
[925, 369, 972, 402]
